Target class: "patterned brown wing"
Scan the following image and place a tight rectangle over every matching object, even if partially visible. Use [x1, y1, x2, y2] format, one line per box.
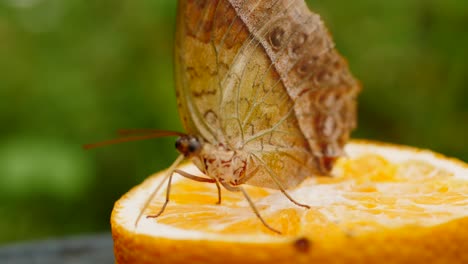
[230, 0, 361, 172]
[174, 0, 360, 188]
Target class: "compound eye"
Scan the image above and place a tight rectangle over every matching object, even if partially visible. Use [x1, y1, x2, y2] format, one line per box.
[175, 137, 190, 156]
[188, 138, 201, 153]
[175, 139, 182, 149]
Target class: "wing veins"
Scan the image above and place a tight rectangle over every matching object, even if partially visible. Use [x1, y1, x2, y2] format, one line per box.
[224, 0, 296, 146]
[239, 0, 310, 132]
[246, 7, 316, 112]
[242, 4, 318, 132]
[218, 5, 282, 145]
[194, 1, 216, 40]
[242, 105, 295, 146]
[210, 0, 224, 97]
[219, 0, 283, 110]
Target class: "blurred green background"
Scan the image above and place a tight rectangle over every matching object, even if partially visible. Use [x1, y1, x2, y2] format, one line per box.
[0, 0, 466, 244]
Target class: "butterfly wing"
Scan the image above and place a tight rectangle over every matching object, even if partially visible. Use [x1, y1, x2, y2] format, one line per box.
[175, 0, 360, 188]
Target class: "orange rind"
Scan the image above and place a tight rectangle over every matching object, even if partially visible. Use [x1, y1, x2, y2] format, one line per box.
[111, 141, 468, 263]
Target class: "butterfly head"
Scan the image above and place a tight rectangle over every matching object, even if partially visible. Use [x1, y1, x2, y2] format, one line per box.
[175, 135, 203, 158]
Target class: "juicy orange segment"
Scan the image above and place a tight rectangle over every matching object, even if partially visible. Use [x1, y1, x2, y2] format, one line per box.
[111, 141, 468, 263]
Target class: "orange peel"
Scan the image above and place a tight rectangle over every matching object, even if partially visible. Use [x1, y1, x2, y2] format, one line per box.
[111, 141, 468, 263]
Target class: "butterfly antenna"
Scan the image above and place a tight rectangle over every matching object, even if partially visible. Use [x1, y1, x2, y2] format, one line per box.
[134, 154, 185, 229]
[117, 129, 186, 137]
[83, 130, 186, 150]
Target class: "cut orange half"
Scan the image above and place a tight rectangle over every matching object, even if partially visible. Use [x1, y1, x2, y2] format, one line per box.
[111, 140, 468, 264]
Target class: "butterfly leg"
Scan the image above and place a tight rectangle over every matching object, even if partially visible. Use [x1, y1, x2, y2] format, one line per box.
[147, 169, 175, 219]
[274, 183, 310, 209]
[147, 169, 222, 219]
[220, 181, 281, 234]
[252, 154, 310, 209]
[174, 169, 222, 204]
[136, 155, 184, 227]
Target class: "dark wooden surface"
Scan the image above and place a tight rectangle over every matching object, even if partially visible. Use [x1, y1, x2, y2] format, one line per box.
[0, 233, 114, 264]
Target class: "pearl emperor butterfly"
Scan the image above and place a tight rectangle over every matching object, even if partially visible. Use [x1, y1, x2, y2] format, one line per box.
[169, 0, 360, 233]
[86, 0, 360, 234]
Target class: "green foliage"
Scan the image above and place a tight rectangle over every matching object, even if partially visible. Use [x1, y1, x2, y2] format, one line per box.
[0, 0, 466, 244]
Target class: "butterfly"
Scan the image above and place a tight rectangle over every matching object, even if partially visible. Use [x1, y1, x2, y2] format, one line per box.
[85, 0, 360, 234]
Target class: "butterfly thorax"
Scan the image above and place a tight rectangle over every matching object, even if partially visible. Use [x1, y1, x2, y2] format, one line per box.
[198, 143, 249, 186]
[176, 135, 248, 186]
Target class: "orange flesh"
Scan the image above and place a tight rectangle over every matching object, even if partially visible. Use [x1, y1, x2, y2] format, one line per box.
[143, 153, 468, 236]
[111, 142, 468, 264]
